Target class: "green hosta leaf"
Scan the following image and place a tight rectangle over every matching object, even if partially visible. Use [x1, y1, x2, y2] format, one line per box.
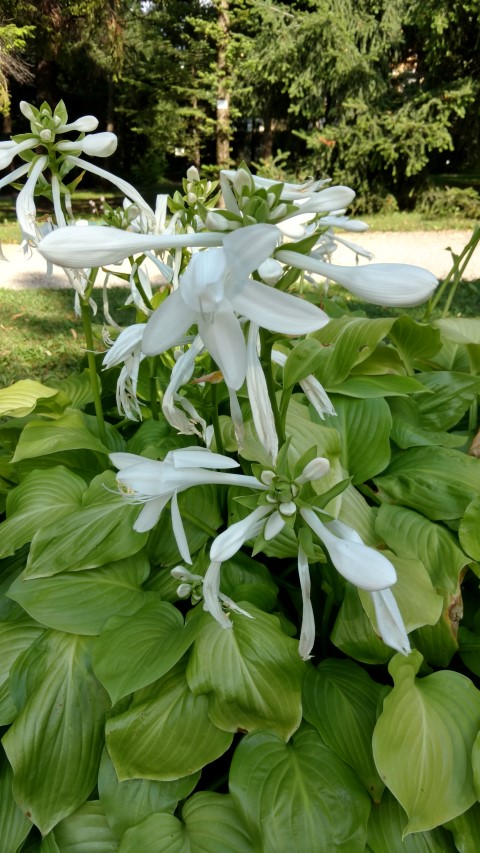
[106, 660, 233, 781]
[446, 803, 480, 853]
[0, 380, 58, 418]
[459, 626, 480, 678]
[230, 725, 370, 852]
[0, 754, 32, 853]
[412, 593, 461, 667]
[98, 748, 200, 838]
[48, 801, 119, 852]
[126, 418, 193, 458]
[360, 555, 443, 635]
[302, 660, 384, 802]
[0, 467, 87, 558]
[367, 789, 457, 852]
[389, 397, 466, 449]
[47, 369, 96, 410]
[389, 316, 442, 368]
[93, 601, 202, 703]
[0, 609, 44, 725]
[283, 338, 325, 387]
[434, 318, 480, 346]
[8, 553, 150, 635]
[375, 503, 467, 594]
[330, 375, 427, 397]
[2, 631, 110, 835]
[24, 471, 148, 578]
[187, 605, 304, 740]
[118, 793, 252, 852]
[374, 447, 480, 521]
[411, 372, 480, 431]
[12, 409, 125, 463]
[322, 395, 391, 483]
[472, 729, 480, 800]
[459, 496, 480, 560]
[221, 551, 278, 611]
[373, 650, 480, 835]
[311, 316, 395, 386]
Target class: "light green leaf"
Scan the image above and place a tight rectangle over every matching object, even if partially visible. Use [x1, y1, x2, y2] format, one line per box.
[283, 338, 326, 387]
[24, 471, 148, 578]
[0, 380, 58, 418]
[445, 803, 480, 852]
[412, 595, 460, 668]
[332, 584, 392, 665]
[106, 660, 233, 781]
[459, 496, 480, 560]
[330, 374, 427, 397]
[187, 605, 304, 740]
[0, 755, 32, 853]
[374, 447, 480, 521]
[221, 551, 278, 612]
[389, 316, 442, 369]
[375, 503, 467, 594]
[98, 748, 200, 838]
[12, 409, 124, 463]
[8, 553, 151, 636]
[0, 467, 87, 558]
[0, 609, 44, 725]
[49, 801, 119, 852]
[2, 632, 110, 835]
[367, 789, 457, 852]
[229, 725, 370, 852]
[373, 650, 480, 835]
[389, 397, 466, 449]
[322, 395, 391, 483]
[311, 316, 395, 386]
[412, 371, 480, 431]
[118, 813, 184, 852]
[302, 659, 384, 802]
[147, 484, 223, 565]
[93, 601, 202, 702]
[359, 555, 443, 634]
[434, 318, 480, 345]
[47, 369, 96, 410]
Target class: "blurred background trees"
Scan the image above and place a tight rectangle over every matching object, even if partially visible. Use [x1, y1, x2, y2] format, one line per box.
[1, 0, 479, 210]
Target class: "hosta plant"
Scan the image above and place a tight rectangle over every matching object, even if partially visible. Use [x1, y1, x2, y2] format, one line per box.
[0, 100, 480, 851]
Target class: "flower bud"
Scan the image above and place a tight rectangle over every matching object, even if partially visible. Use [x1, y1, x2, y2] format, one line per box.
[260, 469, 276, 485]
[81, 132, 117, 158]
[279, 500, 296, 517]
[187, 165, 200, 182]
[39, 129, 53, 142]
[233, 168, 252, 195]
[176, 583, 192, 598]
[296, 457, 330, 485]
[58, 115, 99, 133]
[20, 101, 37, 121]
[258, 258, 283, 286]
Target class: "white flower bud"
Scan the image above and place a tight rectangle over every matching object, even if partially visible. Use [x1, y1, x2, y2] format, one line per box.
[233, 168, 252, 195]
[58, 115, 99, 133]
[81, 132, 117, 158]
[187, 192, 196, 204]
[176, 583, 192, 598]
[279, 500, 296, 517]
[258, 258, 283, 285]
[187, 165, 200, 182]
[260, 469, 276, 485]
[39, 129, 53, 142]
[20, 101, 37, 121]
[296, 457, 331, 485]
[205, 211, 238, 231]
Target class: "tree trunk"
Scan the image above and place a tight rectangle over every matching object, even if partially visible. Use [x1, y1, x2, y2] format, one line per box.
[216, 0, 230, 169]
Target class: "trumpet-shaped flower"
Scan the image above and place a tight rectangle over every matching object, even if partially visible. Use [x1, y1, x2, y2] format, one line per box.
[111, 448, 264, 563]
[103, 324, 146, 421]
[141, 224, 330, 390]
[276, 249, 438, 307]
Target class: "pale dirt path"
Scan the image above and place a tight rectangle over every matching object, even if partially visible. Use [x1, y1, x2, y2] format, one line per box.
[0, 229, 479, 289]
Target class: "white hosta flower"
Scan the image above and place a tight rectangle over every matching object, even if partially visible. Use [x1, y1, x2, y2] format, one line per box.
[370, 588, 411, 655]
[298, 546, 315, 660]
[141, 224, 330, 390]
[221, 171, 331, 201]
[246, 323, 278, 464]
[271, 349, 336, 420]
[276, 249, 438, 307]
[38, 225, 223, 269]
[163, 336, 207, 437]
[56, 132, 117, 158]
[111, 448, 263, 563]
[103, 324, 146, 420]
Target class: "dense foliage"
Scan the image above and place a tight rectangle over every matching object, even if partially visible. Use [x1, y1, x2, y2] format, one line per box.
[1, 0, 480, 203]
[0, 99, 480, 850]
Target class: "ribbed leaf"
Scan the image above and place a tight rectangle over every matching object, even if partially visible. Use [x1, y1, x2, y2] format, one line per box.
[0, 380, 58, 418]
[0, 466, 86, 558]
[230, 725, 370, 852]
[367, 789, 457, 852]
[2, 632, 110, 835]
[93, 602, 202, 702]
[8, 553, 150, 636]
[12, 409, 124, 463]
[459, 496, 480, 560]
[373, 650, 480, 834]
[322, 395, 391, 483]
[106, 660, 232, 781]
[187, 605, 304, 740]
[0, 755, 32, 853]
[98, 748, 200, 837]
[49, 801, 119, 852]
[0, 609, 44, 725]
[303, 659, 384, 801]
[445, 803, 480, 853]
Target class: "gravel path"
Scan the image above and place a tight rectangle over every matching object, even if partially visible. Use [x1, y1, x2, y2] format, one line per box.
[0, 229, 479, 289]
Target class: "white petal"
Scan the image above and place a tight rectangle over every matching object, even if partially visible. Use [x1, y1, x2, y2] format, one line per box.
[300, 507, 397, 590]
[246, 322, 278, 464]
[134, 495, 170, 531]
[298, 546, 315, 660]
[198, 307, 247, 390]
[234, 279, 329, 335]
[171, 491, 192, 564]
[142, 289, 197, 355]
[103, 324, 145, 368]
[210, 506, 272, 562]
[180, 249, 227, 313]
[264, 510, 285, 541]
[203, 561, 232, 629]
[38, 224, 223, 268]
[223, 224, 279, 277]
[170, 447, 239, 470]
[299, 375, 336, 419]
[276, 250, 438, 307]
[370, 589, 411, 655]
[16, 155, 48, 241]
[295, 185, 355, 215]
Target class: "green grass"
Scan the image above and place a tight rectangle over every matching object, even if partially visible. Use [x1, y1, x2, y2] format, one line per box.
[0, 288, 133, 388]
[359, 211, 477, 232]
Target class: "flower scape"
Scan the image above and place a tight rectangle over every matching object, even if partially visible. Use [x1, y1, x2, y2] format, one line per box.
[0, 101, 479, 850]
